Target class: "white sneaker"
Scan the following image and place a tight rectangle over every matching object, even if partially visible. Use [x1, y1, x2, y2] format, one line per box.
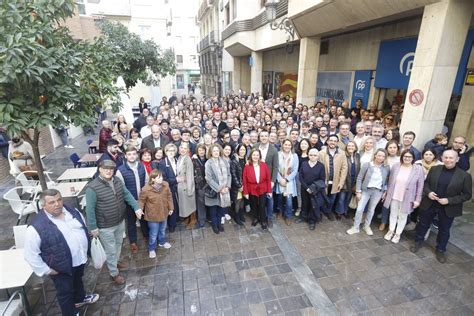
[384, 230, 394, 241]
[221, 217, 225, 224]
[346, 227, 360, 235]
[149, 250, 156, 258]
[225, 214, 231, 221]
[158, 242, 172, 249]
[363, 225, 374, 236]
[295, 209, 301, 217]
[135, 219, 140, 227]
[391, 234, 401, 244]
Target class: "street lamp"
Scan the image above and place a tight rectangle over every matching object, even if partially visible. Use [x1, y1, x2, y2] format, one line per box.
[265, 0, 295, 41]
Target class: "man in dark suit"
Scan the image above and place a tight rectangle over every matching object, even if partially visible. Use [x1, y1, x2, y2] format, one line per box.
[141, 124, 170, 152]
[254, 130, 279, 228]
[410, 150, 472, 263]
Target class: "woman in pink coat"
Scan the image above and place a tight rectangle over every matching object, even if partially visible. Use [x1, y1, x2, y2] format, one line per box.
[383, 149, 425, 243]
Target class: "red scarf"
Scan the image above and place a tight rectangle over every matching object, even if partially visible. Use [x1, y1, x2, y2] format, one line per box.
[141, 160, 152, 174]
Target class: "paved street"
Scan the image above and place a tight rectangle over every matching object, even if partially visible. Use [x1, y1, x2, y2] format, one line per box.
[0, 129, 473, 316]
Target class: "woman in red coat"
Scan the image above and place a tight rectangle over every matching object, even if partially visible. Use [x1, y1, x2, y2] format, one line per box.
[243, 148, 272, 230]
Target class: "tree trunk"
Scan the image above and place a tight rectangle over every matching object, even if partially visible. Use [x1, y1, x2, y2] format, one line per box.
[21, 128, 48, 190]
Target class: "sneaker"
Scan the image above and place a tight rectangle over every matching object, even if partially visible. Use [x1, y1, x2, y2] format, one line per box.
[158, 242, 172, 249]
[221, 217, 225, 225]
[384, 230, 394, 241]
[424, 228, 430, 241]
[149, 250, 156, 259]
[363, 225, 373, 236]
[346, 227, 360, 235]
[295, 209, 301, 217]
[135, 219, 140, 227]
[391, 234, 401, 244]
[225, 214, 231, 221]
[75, 294, 99, 308]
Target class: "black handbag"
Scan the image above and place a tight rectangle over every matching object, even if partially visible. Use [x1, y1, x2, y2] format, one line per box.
[203, 184, 217, 198]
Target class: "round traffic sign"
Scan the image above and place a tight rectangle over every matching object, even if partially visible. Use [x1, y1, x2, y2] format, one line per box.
[408, 89, 424, 107]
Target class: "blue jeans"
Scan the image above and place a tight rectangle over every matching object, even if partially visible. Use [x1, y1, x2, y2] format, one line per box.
[266, 194, 274, 219]
[148, 221, 167, 251]
[381, 206, 390, 224]
[126, 205, 149, 244]
[353, 188, 383, 228]
[276, 194, 293, 219]
[209, 205, 225, 228]
[335, 191, 351, 215]
[415, 207, 454, 252]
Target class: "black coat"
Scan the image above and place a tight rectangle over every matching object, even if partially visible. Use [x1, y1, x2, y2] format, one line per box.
[230, 155, 245, 201]
[419, 165, 472, 217]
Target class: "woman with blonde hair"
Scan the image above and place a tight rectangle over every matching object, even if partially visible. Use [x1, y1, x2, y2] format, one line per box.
[359, 136, 375, 165]
[347, 149, 390, 236]
[158, 143, 179, 232]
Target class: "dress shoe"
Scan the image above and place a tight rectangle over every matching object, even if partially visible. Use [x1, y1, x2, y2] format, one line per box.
[326, 213, 335, 221]
[251, 219, 259, 227]
[212, 226, 220, 234]
[435, 250, 447, 264]
[284, 219, 291, 226]
[410, 243, 422, 253]
[112, 274, 126, 285]
[169, 226, 176, 233]
[219, 225, 224, 232]
[379, 223, 386, 231]
[130, 243, 138, 254]
[276, 213, 282, 220]
[267, 219, 273, 228]
[335, 214, 342, 221]
[261, 223, 268, 230]
[295, 218, 305, 224]
[239, 213, 246, 223]
[233, 217, 244, 226]
[342, 213, 350, 219]
[309, 223, 316, 231]
[117, 261, 128, 270]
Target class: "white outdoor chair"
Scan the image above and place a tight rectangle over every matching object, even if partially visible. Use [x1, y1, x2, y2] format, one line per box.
[0, 290, 24, 316]
[15, 171, 55, 195]
[10, 226, 47, 305]
[3, 186, 39, 226]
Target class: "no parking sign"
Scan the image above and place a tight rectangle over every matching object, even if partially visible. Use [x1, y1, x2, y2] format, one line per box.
[408, 89, 424, 106]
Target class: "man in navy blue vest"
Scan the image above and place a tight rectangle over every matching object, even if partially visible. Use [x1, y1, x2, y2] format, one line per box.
[116, 146, 148, 253]
[24, 189, 99, 316]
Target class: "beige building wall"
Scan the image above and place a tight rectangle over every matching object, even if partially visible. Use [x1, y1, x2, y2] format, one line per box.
[262, 46, 299, 73]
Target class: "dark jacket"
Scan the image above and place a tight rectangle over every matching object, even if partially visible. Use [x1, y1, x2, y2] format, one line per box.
[419, 165, 472, 217]
[141, 134, 170, 152]
[230, 155, 245, 200]
[158, 157, 179, 211]
[117, 162, 146, 199]
[133, 115, 147, 131]
[96, 150, 125, 176]
[98, 128, 113, 153]
[192, 156, 207, 188]
[343, 152, 361, 192]
[254, 142, 279, 183]
[30, 205, 89, 275]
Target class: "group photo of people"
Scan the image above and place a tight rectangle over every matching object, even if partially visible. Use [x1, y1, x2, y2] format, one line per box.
[93, 92, 472, 266]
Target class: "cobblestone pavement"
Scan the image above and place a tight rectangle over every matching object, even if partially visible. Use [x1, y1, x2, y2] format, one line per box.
[0, 127, 473, 316]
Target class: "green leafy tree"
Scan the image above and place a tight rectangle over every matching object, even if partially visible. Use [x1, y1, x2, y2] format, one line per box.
[98, 20, 176, 91]
[0, 0, 122, 189]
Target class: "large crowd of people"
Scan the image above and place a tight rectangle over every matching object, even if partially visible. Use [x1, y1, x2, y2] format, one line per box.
[21, 91, 472, 315]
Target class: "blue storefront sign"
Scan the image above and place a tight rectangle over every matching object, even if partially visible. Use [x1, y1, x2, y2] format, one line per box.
[351, 70, 372, 108]
[316, 71, 352, 106]
[375, 29, 473, 94]
[375, 38, 417, 90]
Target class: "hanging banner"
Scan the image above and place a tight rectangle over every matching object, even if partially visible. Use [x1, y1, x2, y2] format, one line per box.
[351, 70, 372, 108]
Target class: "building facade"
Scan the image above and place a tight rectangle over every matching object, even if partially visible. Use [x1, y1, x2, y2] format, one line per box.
[83, 0, 200, 103]
[218, 0, 474, 151]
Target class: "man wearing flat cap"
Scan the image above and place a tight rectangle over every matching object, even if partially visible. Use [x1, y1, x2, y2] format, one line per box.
[85, 160, 144, 284]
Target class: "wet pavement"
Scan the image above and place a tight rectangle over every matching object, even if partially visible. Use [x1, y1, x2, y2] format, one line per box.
[0, 125, 473, 316]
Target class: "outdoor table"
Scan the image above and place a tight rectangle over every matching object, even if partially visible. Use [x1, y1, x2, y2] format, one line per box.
[0, 248, 33, 315]
[88, 140, 99, 154]
[52, 181, 89, 198]
[78, 153, 102, 166]
[57, 167, 97, 182]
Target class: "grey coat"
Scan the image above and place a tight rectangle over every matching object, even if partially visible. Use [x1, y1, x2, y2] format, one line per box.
[204, 158, 231, 207]
[356, 162, 390, 193]
[177, 155, 196, 217]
